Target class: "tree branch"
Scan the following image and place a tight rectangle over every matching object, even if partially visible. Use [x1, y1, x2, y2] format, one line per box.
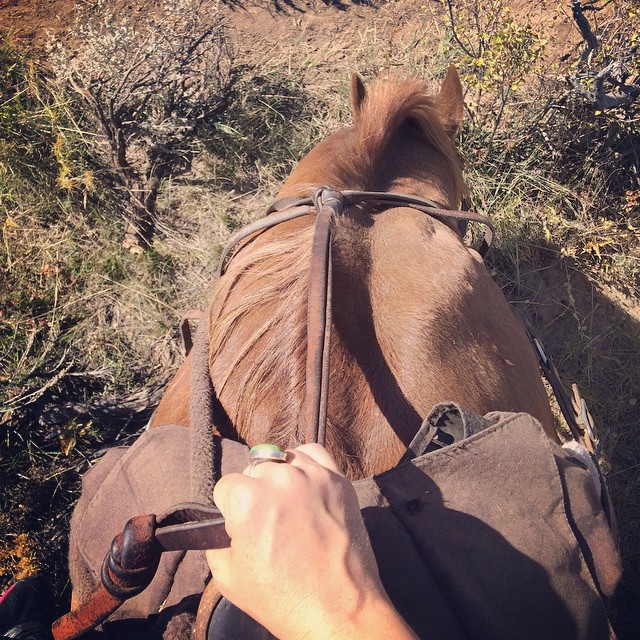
[572, 1, 598, 53]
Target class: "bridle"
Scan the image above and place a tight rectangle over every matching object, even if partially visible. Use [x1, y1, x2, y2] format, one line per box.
[217, 187, 494, 278]
[217, 186, 495, 446]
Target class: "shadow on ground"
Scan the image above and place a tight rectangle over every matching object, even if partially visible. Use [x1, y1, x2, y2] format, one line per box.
[493, 244, 640, 639]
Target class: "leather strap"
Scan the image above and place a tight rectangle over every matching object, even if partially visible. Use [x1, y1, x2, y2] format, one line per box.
[517, 312, 588, 444]
[304, 189, 339, 445]
[217, 187, 495, 277]
[51, 506, 230, 640]
[516, 310, 618, 538]
[52, 515, 160, 640]
[51, 584, 123, 640]
[216, 205, 312, 277]
[154, 503, 229, 551]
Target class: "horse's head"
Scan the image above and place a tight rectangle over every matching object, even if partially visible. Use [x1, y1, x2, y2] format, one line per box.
[278, 66, 467, 217]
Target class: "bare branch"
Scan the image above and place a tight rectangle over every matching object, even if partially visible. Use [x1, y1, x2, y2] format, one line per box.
[572, 1, 598, 53]
[49, 0, 239, 251]
[444, 0, 477, 58]
[593, 63, 640, 109]
[567, 1, 640, 112]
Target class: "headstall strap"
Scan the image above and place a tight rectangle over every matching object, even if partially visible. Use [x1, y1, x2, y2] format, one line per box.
[216, 188, 495, 278]
[304, 188, 342, 445]
[216, 186, 495, 447]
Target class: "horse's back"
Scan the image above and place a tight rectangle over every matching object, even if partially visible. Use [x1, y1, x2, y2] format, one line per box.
[330, 208, 555, 461]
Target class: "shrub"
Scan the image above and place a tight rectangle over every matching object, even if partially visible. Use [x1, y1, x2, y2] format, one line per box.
[49, 0, 240, 252]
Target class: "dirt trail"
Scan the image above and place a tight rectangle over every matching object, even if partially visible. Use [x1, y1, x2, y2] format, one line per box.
[0, 0, 583, 68]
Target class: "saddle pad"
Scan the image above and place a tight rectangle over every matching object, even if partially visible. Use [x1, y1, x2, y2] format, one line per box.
[354, 410, 620, 640]
[68, 412, 620, 639]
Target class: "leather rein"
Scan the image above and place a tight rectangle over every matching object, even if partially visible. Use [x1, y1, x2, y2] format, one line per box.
[218, 186, 495, 446]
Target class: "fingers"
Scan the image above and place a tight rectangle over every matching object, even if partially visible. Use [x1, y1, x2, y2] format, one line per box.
[211, 444, 346, 548]
[205, 546, 230, 587]
[212, 472, 254, 529]
[232, 443, 343, 483]
[287, 443, 342, 474]
[205, 441, 398, 640]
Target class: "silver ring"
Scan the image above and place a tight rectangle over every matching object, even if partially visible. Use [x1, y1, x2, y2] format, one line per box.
[248, 444, 287, 477]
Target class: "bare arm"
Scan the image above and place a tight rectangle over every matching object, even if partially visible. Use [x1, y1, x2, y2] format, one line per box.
[206, 444, 417, 640]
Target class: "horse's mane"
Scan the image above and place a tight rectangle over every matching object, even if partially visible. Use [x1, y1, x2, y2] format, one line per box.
[209, 222, 313, 444]
[208, 77, 466, 454]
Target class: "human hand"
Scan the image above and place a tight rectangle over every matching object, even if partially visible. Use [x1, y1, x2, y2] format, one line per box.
[205, 443, 416, 640]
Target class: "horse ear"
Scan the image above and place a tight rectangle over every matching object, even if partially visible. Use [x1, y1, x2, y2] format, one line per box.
[350, 73, 366, 127]
[436, 65, 464, 138]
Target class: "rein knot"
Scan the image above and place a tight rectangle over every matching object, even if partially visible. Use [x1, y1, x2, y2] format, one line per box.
[313, 186, 346, 214]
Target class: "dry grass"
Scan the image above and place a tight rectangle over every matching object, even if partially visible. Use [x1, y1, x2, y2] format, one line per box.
[0, 534, 40, 582]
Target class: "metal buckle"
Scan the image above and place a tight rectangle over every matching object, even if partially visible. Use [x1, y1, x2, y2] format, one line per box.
[533, 337, 549, 367]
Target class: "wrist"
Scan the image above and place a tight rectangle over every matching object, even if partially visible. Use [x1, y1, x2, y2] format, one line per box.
[340, 594, 417, 640]
[296, 591, 417, 640]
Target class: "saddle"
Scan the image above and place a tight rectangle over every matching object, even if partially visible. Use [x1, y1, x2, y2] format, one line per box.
[65, 399, 621, 639]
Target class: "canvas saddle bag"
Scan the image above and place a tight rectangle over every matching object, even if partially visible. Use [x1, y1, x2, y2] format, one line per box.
[68, 401, 621, 640]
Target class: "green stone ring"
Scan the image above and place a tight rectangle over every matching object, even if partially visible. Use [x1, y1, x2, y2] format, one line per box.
[248, 443, 288, 463]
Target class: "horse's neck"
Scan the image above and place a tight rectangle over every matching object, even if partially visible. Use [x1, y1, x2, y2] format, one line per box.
[209, 200, 553, 479]
[323, 212, 466, 476]
[328, 207, 556, 476]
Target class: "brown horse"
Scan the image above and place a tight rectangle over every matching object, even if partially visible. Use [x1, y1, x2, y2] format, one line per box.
[152, 67, 556, 479]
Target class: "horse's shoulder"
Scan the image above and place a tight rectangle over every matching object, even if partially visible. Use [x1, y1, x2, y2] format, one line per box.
[151, 354, 192, 429]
